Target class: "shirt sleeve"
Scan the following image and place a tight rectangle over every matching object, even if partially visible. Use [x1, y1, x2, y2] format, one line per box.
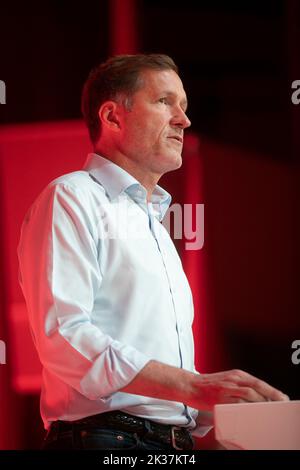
[18, 181, 151, 400]
[191, 410, 214, 438]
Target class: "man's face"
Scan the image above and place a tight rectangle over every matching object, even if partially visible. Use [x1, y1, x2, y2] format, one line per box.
[118, 68, 191, 177]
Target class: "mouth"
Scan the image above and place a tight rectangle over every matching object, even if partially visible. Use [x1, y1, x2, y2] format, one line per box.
[168, 135, 183, 144]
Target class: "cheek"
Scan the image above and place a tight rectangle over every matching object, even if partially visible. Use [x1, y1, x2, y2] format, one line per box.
[133, 124, 161, 144]
[123, 112, 167, 145]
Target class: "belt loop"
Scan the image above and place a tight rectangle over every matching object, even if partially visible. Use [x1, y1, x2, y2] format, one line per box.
[144, 419, 155, 439]
[171, 426, 184, 451]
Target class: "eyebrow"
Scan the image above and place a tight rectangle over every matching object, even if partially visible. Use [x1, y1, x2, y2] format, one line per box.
[161, 91, 188, 111]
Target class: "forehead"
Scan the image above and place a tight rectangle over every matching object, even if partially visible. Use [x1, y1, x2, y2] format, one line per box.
[138, 69, 187, 100]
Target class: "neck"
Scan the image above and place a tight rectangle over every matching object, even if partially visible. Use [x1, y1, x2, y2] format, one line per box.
[94, 146, 161, 202]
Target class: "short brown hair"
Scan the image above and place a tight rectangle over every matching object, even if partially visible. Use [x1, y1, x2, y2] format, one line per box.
[81, 53, 178, 145]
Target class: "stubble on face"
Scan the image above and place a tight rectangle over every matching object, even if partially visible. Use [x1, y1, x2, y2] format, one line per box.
[120, 69, 189, 179]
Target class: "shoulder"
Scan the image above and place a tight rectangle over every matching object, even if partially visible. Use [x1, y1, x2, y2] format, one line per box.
[27, 170, 108, 224]
[39, 170, 107, 204]
[23, 170, 108, 241]
[49, 170, 102, 194]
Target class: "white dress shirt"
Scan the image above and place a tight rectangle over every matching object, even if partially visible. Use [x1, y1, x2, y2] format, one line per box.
[18, 153, 211, 435]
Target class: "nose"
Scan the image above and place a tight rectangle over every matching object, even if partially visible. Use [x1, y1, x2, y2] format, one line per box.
[171, 107, 191, 129]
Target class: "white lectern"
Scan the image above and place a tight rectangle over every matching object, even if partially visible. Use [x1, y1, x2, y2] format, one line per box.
[214, 400, 300, 450]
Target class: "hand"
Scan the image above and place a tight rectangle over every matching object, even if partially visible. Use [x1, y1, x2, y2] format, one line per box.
[191, 369, 289, 411]
[121, 361, 289, 412]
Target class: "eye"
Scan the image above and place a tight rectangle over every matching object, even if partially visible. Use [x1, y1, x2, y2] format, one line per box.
[158, 97, 168, 104]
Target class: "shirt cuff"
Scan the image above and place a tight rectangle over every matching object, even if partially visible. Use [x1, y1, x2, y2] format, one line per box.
[191, 410, 214, 438]
[80, 339, 151, 400]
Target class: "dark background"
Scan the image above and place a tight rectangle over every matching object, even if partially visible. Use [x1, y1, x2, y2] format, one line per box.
[1, 0, 298, 159]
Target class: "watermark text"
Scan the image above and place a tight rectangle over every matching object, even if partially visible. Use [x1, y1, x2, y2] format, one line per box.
[291, 80, 300, 105]
[291, 339, 300, 365]
[0, 80, 6, 104]
[96, 199, 204, 251]
[0, 340, 6, 365]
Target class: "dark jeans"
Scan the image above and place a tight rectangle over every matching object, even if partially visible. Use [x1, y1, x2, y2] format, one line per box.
[42, 425, 176, 451]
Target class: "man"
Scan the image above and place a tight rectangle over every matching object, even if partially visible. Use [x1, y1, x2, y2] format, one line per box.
[18, 54, 288, 451]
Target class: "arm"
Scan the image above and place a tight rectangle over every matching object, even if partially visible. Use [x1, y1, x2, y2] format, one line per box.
[18, 181, 150, 400]
[121, 360, 289, 410]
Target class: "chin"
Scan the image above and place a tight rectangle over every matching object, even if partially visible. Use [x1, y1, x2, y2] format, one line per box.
[162, 152, 182, 173]
[172, 150, 183, 167]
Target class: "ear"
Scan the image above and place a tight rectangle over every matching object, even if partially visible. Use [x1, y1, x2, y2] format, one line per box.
[98, 101, 122, 131]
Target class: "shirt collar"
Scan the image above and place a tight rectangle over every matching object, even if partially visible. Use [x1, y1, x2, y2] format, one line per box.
[82, 153, 172, 221]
